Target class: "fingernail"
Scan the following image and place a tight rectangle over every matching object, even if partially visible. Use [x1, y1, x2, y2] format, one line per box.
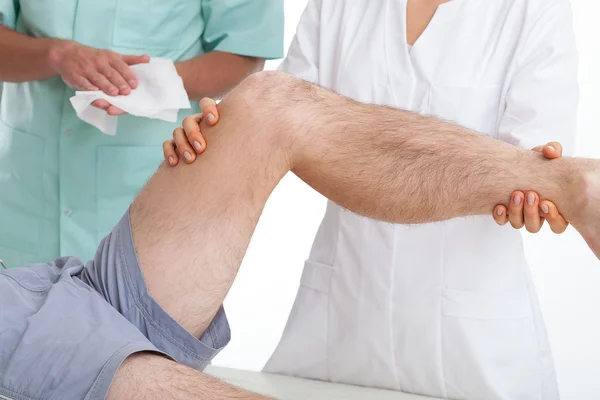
[184, 151, 192, 161]
[527, 193, 535, 205]
[128, 80, 137, 88]
[541, 204, 550, 214]
[193, 141, 202, 151]
[109, 86, 118, 94]
[207, 113, 215, 123]
[168, 156, 174, 164]
[547, 145, 556, 152]
[119, 84, 129, 90]
[514, 195, 522, 206]
[496, 209, 503, 216]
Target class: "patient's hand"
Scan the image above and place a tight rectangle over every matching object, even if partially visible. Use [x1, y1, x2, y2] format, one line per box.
[163, 98, 220, 165]
[493, 142, 569, 234]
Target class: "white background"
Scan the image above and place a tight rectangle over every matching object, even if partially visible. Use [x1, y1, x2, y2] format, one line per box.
[212, 1, 600, 399]
[1, 1, 594, 398]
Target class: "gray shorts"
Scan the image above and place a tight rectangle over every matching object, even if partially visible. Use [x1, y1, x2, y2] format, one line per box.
[0, 211, 230, 400]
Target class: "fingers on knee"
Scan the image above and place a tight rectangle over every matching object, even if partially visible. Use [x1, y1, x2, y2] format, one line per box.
[173, 128, 196, 163]
[188, 133, 206, 154]
[199, 98, 219, 125]
[182, 114, 199, 128]
[163, 140, 178, 165]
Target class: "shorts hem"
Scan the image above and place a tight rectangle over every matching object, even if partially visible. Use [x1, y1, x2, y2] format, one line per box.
[0, 386, 36, 400]
[115, 210, 230, 369]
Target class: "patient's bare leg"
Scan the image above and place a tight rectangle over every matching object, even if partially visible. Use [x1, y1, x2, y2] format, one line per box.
[111, 71, 598, 398]
[107, 354, 267, 400]
[129, 78, 295, 337]
[131, 71, 598, 339]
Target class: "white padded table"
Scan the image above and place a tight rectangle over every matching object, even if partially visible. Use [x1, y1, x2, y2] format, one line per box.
[206, 366, 441, 400]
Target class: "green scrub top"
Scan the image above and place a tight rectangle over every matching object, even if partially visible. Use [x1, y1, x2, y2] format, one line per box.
[0, 0, 284, 267]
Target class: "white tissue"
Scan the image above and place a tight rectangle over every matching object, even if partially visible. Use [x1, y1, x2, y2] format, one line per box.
[69, 58, 191, 135]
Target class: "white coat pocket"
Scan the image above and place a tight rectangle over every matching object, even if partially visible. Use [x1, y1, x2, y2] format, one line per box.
[441, 287, 542, 400]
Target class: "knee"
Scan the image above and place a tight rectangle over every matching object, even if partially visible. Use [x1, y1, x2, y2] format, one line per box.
[224, 71, 311, 148]
[233, 70, 310, 108]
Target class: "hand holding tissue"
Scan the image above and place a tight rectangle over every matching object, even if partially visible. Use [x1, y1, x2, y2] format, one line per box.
[70, 58, 191, 135]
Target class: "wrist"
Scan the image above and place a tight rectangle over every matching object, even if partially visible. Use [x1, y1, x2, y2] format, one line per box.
[46, 38, 73, 73]
[174, 60, 192, 96]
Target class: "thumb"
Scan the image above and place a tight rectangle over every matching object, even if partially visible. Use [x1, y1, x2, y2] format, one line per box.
[541, 141, 563, 159]
[531, 141, 563, 159]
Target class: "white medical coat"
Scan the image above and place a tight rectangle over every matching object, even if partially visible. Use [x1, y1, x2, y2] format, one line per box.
[265, 1, 579, 399]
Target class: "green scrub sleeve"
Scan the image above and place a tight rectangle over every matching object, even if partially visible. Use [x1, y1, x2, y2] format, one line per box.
[201, 0, 284, 60]
[0, 0, 18, 29]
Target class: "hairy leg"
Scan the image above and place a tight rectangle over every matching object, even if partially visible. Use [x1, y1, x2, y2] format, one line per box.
[114, 71, 599, 397]
[268, 73, 596, 252]
[132, 71, 598, 341]
[106, 353, 267, 400]
[129, 77, 296, 337]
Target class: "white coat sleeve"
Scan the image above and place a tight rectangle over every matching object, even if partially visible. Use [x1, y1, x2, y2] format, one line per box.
[277, 0, 321, 84]
[497, 1, 578, 155]
[0, 0, 18, 29]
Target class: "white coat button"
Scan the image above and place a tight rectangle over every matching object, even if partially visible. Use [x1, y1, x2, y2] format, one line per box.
[64, 209, 73, 217]
[65, 129, 72, 137]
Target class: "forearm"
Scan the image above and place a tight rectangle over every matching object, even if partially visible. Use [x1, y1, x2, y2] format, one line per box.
[0, 26, 60, 82]
[176, 51, 264, 100]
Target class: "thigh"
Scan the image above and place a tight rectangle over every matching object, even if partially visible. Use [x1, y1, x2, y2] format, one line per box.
[79, 211, 230, 371]
[128, 99, 290, 338]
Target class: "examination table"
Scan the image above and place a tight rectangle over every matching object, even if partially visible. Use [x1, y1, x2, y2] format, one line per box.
[207, 366, 441, 400]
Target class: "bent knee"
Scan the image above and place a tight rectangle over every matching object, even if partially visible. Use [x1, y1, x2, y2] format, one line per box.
[224, 71, 309, 146]
[235, 70, 309, 105]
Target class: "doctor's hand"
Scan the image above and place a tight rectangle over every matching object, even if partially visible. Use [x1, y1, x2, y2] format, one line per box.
[48, 39, 149, 100]
[90, 99, 127, 116]
[493, 142, 569, 234]
[163, 98, 220, 165]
